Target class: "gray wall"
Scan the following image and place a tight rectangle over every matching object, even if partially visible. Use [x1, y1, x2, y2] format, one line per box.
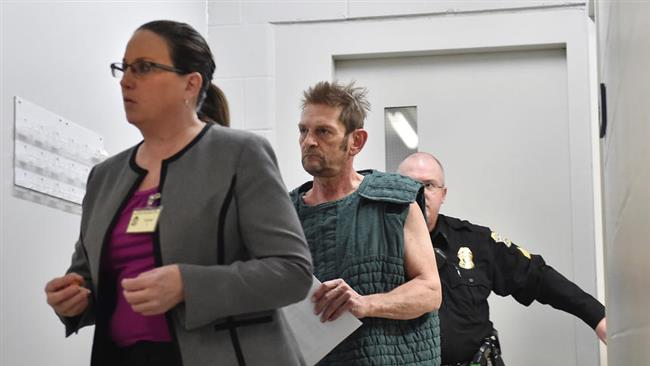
[597, 1, 650, 364]
[0, 2, 207, 365]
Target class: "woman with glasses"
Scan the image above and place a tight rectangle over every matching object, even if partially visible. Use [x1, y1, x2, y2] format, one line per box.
[44, 20, 313, 366]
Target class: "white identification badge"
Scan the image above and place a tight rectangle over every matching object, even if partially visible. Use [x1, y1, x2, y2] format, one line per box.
[126, 192, 162, 234]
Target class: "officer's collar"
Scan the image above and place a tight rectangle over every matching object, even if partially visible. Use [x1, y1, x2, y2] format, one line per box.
[430, 214, 450, 249]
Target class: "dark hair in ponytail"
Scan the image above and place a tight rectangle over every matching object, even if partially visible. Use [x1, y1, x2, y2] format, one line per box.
[138, 20, 229, 127]
[199, 84, 230, 127]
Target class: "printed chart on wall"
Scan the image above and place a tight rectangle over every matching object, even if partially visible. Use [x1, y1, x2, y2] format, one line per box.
[13, 96, 108, 206]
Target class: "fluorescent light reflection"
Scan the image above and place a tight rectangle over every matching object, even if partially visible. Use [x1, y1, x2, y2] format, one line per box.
[386, 111, 418, 149]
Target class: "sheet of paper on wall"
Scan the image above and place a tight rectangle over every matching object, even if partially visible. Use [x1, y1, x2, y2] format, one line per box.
[13, 96, 109, 205]
[281, 276, 362, 366]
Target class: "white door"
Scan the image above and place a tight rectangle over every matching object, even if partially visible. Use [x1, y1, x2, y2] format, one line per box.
[335, 48, 600, 366]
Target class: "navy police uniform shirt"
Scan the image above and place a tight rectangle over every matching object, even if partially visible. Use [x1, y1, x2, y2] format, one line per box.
[431, 214, 605, 364]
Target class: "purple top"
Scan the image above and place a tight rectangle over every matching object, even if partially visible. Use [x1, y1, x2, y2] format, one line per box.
[103, 186, 172, 347]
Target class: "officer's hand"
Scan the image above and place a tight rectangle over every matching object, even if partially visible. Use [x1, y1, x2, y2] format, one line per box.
[122, 264, 184, 316]
[595, 317, 607, 344]
[312, 279, 370, 322]
[45, 273, 91, 317]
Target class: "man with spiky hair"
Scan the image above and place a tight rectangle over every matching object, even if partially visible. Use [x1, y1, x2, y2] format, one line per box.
[289, 81, 442, 365]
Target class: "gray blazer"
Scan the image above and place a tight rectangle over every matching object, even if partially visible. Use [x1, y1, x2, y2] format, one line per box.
[62, 124, 312, 366]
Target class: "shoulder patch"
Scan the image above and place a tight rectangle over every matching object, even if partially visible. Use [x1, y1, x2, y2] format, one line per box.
[491, 231, 533, 259]
[517, 246, 532, 259]
[490, 231, 512, 247]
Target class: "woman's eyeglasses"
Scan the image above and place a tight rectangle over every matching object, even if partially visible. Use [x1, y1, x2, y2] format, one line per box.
[110, 60, 188, 79]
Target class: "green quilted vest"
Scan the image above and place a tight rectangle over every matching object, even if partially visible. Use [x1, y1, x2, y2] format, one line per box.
[290, 170, 441, 366]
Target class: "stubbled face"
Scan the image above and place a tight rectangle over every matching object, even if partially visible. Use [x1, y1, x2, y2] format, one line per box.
[298, 103, 351, 178]
[398, 157, 447, 231]
[119, 30, 186, 127]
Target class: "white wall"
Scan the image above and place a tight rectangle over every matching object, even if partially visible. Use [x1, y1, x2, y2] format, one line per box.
[0, 2, 207, 365]
[597, 1, 650, 364]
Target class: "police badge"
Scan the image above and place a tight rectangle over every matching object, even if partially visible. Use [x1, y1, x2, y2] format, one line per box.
[457, 247, 475, 269]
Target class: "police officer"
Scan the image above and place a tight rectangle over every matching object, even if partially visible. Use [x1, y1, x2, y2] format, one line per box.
[397, 152, 607, 365]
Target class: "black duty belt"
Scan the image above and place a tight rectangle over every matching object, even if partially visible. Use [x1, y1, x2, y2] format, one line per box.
[444, 329, 505, 366]
[470, 329, 505, 366]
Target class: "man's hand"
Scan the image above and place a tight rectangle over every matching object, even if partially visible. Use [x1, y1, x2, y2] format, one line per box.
[122, 265, 184, 316]
[45, 273, 91, 317]
[595, 317, 607, 344]
[312, 278, 370, 322]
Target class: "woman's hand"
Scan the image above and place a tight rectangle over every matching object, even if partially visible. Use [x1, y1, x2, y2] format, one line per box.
[45, 273, 91, 317]
[122, 264, 184, 316]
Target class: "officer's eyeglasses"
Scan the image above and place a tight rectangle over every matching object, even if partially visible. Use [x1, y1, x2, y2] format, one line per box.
[110, 60, 188, 79]
[423, 181, 445, 192]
